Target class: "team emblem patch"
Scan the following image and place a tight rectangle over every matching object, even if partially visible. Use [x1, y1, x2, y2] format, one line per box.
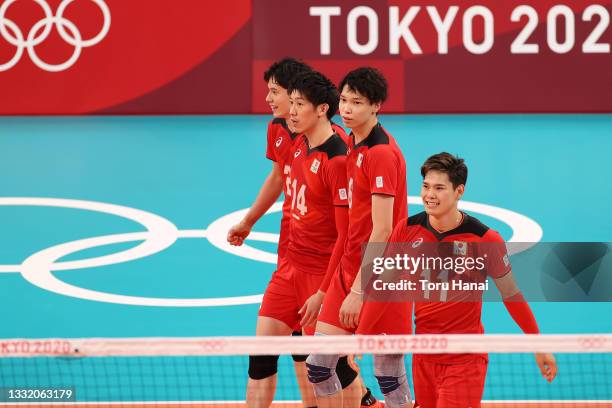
[275, 136, 283, 147]
[375, 176, 383, 188]
[339, 188, 347, 200]
[356, 153, 364, 167]
[453, 241, 468, 256]
[310, 159, 320, 174]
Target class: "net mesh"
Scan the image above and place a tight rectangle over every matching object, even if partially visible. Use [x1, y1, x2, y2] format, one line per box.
[1, 335, 611, 407]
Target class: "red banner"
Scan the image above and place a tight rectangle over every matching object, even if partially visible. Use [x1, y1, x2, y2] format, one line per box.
[0, 0, 610, 114]
[0, 0, 252, 114]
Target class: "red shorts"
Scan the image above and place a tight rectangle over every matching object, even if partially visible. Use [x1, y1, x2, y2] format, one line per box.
[258, 257, 323, 335]
[318, 264, 412, 335]
[413, 354, 488, 408]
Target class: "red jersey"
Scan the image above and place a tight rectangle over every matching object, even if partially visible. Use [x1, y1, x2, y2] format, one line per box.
[286, 131, 349, 275]
[265, 118, 302, 262]
[266, 120, 347, 263]
[390, 211, 511, 361]
[341, 123, 408, 278]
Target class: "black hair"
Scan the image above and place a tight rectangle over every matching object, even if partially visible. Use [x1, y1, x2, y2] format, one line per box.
[338, 67, 388, 104]
[263, 58, 312, 89]
[287, 71, 339, 121]
[421, 152, 468, 189]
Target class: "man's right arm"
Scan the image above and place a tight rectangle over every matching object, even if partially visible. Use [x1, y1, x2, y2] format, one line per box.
[227, 163, 284, 246]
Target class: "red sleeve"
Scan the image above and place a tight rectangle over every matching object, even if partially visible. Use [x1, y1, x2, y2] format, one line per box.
[483, 230, 512, 279]
[324, 156, 349, 206]
[320, 206, 349, 292]
[365, 146, 398, 196]
[503, 292, 540, 334]
[265, 121, 277, 162]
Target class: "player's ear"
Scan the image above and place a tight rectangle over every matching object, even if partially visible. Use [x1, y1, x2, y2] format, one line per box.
[455, 184, 465, 200]
[371, 101, 381, 115]
[318, 103, 329, 118]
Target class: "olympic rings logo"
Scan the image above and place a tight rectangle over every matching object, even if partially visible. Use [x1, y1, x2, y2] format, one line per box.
[0, 0, 110, 72]
[579, 336, 607, 350]
[200, 339, 228, 353]
[0, 196, 543, 307]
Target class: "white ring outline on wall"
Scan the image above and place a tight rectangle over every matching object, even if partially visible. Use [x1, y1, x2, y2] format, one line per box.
[0, 196, 542, 307]
[0, 0, 110, 72]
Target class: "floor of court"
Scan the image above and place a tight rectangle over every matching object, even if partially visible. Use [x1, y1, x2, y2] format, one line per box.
[0, 114, 611, 403]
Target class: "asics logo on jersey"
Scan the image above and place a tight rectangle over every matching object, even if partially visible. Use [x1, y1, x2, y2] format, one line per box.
[0, 0, 111, 72]
[275, 136, 283, 147]
[412, 238, 423, 248]
[294, 149, 301, 158]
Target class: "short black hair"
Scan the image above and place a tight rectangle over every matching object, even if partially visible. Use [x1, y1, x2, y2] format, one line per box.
[421, 152, 468, 189]
[288, 71, 339, 121]
[338, 67, 388, 104]
[263, 58, 312, 89]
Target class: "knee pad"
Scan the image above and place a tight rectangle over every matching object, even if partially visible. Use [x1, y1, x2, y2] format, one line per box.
[248, 355, 279, 380]
[374, 354, 411, 408]
[305, 354, 342, 397]
[336, 356, 358, 389]
[291, 331, 308, 362]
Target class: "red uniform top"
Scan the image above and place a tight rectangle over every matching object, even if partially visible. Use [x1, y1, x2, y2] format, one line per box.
[390, 211, 511, 362]
[341, 123, 408, 279]
[266, 120, 347, 263]
[266, 118, 302, 261]
[286, 130, 349, 275]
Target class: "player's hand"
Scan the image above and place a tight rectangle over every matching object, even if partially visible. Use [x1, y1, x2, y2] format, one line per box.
[535, 352, 557, 382]
[299, 290, 324, 328]
[227, 220, 252, 246]
[339, 291, 363, 329]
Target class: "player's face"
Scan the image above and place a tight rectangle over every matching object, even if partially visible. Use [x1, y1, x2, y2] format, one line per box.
[265, 78, 291, 118]
[289, 90, 321, 134]
[421, 170, 464, 217]
[339, 85, 380, 129]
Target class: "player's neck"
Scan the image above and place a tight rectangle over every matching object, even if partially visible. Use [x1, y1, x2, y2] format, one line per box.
[429, 209, 464, 233]
[352, 116, 379, 144]
[304, 120, 334, 149]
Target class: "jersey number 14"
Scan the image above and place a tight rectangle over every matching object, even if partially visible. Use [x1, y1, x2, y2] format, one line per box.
[287, 177, 308, 216]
